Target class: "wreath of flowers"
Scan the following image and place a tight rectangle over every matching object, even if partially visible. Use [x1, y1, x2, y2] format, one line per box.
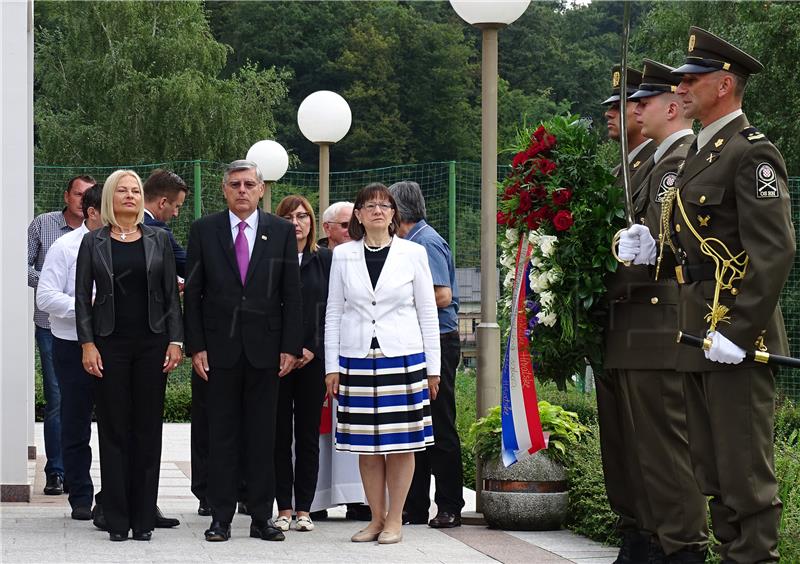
[498, 114, 622, 388]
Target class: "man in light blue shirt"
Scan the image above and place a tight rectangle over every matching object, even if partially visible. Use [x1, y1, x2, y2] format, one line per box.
[389, 181, 463, 528]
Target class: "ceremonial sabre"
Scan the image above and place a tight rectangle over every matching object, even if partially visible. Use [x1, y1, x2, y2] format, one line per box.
[611, 1, 635, 265]
[677, 332, 800, 368]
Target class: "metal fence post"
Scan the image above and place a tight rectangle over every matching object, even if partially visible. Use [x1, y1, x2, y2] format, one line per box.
[193, 160, 202, 220]
[449, 160, 457, 260]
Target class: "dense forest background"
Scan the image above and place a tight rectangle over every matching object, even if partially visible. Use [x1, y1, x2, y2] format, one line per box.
[34, 1, 800, 174]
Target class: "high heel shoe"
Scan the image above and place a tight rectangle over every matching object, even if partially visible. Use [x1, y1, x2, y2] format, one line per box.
[377, 529, 403, 544]
[350, 528, 381, 542]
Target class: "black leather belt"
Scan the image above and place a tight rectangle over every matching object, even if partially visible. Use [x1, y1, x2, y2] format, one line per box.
[674, 262, 716, 284]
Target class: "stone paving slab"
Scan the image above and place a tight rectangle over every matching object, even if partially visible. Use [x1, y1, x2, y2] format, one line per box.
[0, 423, 620, 563]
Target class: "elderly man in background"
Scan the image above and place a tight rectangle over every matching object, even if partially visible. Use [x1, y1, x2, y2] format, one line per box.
[319, 201, 353, 249]
[389, 180, 464, 529]
[28, 174, 96, 496]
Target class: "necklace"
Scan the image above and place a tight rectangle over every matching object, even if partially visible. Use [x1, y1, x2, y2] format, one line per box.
[113, 226, 137, 240]
[364, 236, 392, 253]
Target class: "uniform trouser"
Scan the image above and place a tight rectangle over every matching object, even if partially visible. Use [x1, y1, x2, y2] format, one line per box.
[52, 337, 95, 510]
[275, 357, 326, 512]
[190, 370, 208, 504]
[618, 369, 708, 555]
[595, 368, 642, 534]
[683, 367, 781, 563]
[94, 333, 168, 534]
[405, 331, 464, 517]
[207, 355, 279, 524]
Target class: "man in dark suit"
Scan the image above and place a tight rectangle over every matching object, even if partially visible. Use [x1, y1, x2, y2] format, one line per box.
[143, 169, 188, 278]
[184, 160, 303, 542]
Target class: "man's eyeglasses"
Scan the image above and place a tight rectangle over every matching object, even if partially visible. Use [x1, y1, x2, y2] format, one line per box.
[324, 221, 349, 229]
[283, 212, 311, 221]
[362, 202, 393, 211]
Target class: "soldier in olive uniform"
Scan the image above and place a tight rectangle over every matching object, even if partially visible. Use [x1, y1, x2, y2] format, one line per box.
[597, 65, 659, 562]
[616, 60, 709, 563]
[622, 28, 794, 563]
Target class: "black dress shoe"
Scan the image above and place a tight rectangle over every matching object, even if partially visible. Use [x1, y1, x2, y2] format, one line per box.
[250, 520, 285, 541]
[428, 511, 461, 528]
[402, 510, 428, 525]
[43, 474, 64, 495]
[154, 505, 180, 528]
[92, 504, 107, 530]
[197, 500, 212, 517]
[309, 509, 328, 520]
[109, 531, 128, 542]
[204, 521, 231, 542]
[71, 506, 92, 521]
[345, 503, 372, 521]
[237, 501, 250, 515]
[132, 530, 153, 541]
[614, 531, 650, 564]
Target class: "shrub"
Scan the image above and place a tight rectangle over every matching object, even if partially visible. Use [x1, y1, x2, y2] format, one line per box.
[456, 369, 477, 489]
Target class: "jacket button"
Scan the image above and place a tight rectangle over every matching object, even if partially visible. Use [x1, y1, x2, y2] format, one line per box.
[675, 224, 681, 232]
[699, 195, 707, 204]
[372, 301, 376, 305]
[731, 288, 739, 295]
[651, 297, 659, 305]
[372, 320, 375, 324]
[242, 296, 247, 301]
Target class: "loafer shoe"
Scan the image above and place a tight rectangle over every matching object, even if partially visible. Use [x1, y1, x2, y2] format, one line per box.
[204, 521, 231, 542]
[109, 531, 128, 542]
[351, 528, 381, 542]
[71, 506, 92, 521]
[295, 516, 314, 531]
[428, 511, 461, 528]
[43, 474, 64, 495]
[273, 516, 291, 531]
[377, 530, 403, 544]
[132, 530, 152, 541]
[250, 520, 285, 541]
[154, 506, 180, 528]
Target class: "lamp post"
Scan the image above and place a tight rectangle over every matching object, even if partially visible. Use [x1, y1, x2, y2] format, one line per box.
[450, 0, 530, 517]
[297, 91, 352, 232]
[246, 139, 289, 213]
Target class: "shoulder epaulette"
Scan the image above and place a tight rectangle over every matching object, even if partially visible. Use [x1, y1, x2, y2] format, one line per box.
[740, 126, 766, 143]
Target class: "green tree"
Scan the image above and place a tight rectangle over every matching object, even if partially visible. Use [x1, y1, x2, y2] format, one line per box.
[634, 1, 800, 174]
[35, 1, 289, 165]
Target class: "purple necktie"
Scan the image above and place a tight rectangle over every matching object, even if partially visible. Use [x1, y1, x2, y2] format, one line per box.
[235, 221, 249, 284]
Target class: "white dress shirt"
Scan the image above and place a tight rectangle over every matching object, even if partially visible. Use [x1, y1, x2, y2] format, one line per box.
[628, 139, 653, 163]
[228, 209, 258, 258]
[36, 223, 90, 341]
[654, 128, 695, 164]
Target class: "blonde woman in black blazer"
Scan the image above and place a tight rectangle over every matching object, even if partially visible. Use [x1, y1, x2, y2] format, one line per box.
[76, 170, 183, 542]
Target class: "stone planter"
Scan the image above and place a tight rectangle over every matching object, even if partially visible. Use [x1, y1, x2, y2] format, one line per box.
[480, 451, 568, 530]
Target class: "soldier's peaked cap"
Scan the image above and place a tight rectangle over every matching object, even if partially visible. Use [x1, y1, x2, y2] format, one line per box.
[672, 26, 763, 78]
[630, 59, 680, 100]
[601, 65, 643, 106]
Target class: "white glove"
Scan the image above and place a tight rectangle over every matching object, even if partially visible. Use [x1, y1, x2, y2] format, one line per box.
[704, 331, 746, 364]
[618, 224, 657, 265]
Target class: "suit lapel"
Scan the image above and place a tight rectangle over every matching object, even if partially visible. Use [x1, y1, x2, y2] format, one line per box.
[95, 227, 114, 279]
[142, 225, 156, 273]
[351, 242, 374, 296]
[244, 211, 271, 287]
[374, 239, 404, 294]
[216, 212, 242, 284]
[300, 248, 314, 271]
[679, 116, 748, 186]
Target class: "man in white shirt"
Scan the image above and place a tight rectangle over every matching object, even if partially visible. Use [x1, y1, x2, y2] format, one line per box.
[37, 184, 103, 520]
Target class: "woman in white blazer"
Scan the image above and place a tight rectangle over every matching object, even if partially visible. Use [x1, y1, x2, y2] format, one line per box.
[325, 183, 440, 545]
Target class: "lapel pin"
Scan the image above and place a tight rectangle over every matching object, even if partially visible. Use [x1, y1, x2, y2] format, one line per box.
[261, 234, 268, 240]
[706, 152, 718, 163]
[698, 214, 711, 227]
[714, 138, 724, 148]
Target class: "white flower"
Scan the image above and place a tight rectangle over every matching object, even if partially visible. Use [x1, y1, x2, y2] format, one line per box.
[536, 311, 557, 327]
[503, 270, 515, 289]
[529, 271, 549, 293]
[539, 235, 558, 257]
[501, 253, 516, 269]
[546, 268, 562, 285]
[505, 228, 519, 243]
[530, 255, 543, 268]
[539, 290, 555, 310]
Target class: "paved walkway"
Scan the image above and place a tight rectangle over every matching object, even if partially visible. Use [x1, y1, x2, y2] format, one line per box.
[0, 424, 617, 563]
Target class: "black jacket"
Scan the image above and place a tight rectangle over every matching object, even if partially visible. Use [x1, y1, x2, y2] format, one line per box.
[75, 224, 183, 344]
[183, 210, 303, 369]
[300, 247, 333, 359]
[143, 213, 187, 277]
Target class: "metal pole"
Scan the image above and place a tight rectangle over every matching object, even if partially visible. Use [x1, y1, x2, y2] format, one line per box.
[475, 24, 502, 513]
[193, 160, 202, 220]
[262, 181, 272, 213]
[448, 160, 457, 258]
[318, 143, 331, 235]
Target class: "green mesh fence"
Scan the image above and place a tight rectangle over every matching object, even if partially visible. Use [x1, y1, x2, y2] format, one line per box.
[32, 162, 800, 400]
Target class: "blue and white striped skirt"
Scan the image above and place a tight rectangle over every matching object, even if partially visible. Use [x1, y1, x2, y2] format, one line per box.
[335, 348, 434, 454]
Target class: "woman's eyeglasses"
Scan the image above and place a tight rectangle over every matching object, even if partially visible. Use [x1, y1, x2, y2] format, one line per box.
[283, 212, 311, 221]
[362, 202, 393, 211]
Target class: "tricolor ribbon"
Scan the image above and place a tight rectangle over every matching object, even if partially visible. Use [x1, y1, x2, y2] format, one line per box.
[500, 237, 547, 467]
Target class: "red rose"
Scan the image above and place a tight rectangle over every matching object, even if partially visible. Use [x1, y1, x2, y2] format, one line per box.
[541, 134, 556, 150]
[553, 209, 574, 231]
[503, 182, 520, 197]
[525, 213, 540, 231]
[512, 150, 528, 169]
[518, 190, 532, 212]
[552, 188, 573, 206]
[537, 158, 557, 176]
[532, 125, 547, 142]
[530, 185, 547, 200]
[497, 211, 507, 225]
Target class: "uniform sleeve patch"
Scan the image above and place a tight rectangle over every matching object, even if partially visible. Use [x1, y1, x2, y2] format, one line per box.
[655, 172, 677, 203]
[756, 162, 778, 199]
